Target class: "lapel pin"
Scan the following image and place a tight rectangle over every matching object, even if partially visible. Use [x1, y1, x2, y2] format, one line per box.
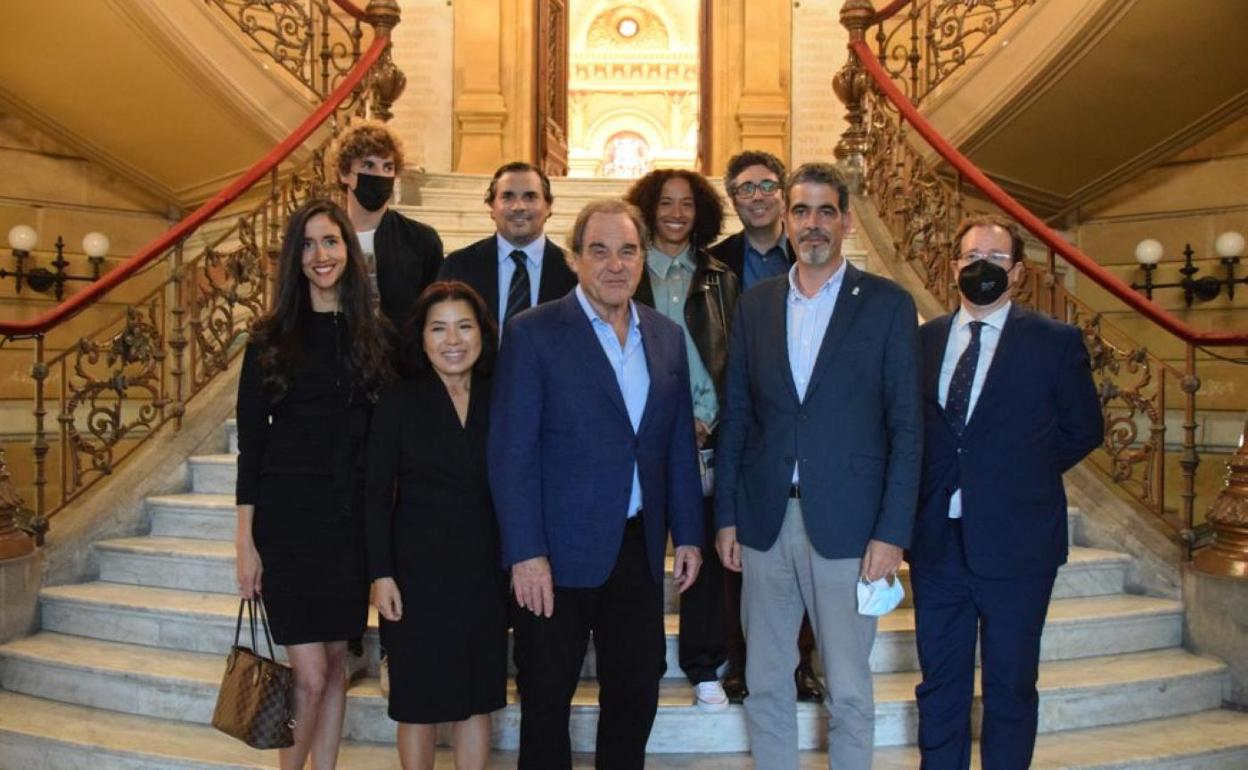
[852, 286, 860, 296]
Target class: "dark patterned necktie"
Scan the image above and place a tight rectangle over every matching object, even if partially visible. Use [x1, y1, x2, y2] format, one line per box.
[945, 321, 985, 435]
[504, 250, 531, 323]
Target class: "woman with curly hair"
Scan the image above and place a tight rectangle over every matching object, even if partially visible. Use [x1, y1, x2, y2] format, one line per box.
[234, 198, 391, 770]
[624, 169, 740, 712]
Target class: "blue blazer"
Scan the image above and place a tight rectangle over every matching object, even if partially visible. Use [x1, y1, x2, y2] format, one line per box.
[909, 305, 1103, 578]
[715, 263, 923, 558]
[488, 292, 704, 588]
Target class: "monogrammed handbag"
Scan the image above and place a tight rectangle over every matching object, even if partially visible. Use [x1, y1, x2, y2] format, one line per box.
[211, 598, 296, 749]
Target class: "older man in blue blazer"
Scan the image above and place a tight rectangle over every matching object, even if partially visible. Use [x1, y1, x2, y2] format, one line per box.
[715, 162, 923, 770]
[909, 214, 1102, 770]
[489, 198, 704, 770]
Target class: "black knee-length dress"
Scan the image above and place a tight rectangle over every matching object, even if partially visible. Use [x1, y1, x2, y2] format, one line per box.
[235, 311, 370, 645]
[364, 371, 508, 724]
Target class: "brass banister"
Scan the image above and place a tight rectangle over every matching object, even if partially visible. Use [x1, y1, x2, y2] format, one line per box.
[0, 0, 404, 547]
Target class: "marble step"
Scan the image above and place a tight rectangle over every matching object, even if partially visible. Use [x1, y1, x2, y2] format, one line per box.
[40, 580, 1182, 677]
[98, 531, 1130, 614]
[0, 633, 1225, 751]
[0, 690, 1246, 770]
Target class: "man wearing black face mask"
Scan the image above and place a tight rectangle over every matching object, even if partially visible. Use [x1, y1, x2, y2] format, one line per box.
[332, 122, 443, 328]
[909, 214, 1103, 770]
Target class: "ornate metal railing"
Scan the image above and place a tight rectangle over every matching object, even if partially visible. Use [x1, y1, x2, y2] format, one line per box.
[834, 0, 1248, 555]
[0, 0, 405, 550]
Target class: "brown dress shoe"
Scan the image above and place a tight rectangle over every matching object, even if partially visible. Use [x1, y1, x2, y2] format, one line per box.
[722, 665, 748, 703]
[795, 662, 825, 702]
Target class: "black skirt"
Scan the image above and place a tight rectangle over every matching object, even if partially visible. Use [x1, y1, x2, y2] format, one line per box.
[253, 476, 369, 646]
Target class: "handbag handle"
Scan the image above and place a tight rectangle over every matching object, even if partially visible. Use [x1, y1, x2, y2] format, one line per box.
[232, 598, 279, 662]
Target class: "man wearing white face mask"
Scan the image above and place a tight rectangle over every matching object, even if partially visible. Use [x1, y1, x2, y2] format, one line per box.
[909, 214, 1102, 770]
[332, 122, 444, 329]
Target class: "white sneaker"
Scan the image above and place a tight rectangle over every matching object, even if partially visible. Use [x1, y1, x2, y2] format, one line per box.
[694, 680, 730, 713]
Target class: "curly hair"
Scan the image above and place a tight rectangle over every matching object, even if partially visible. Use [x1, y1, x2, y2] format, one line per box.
[398, 281, 498, 379]
[330, 121, 405, 183]
[249, 199, 393, 403]
[725, 150, 787, 191]
[624, 169, 724, 252]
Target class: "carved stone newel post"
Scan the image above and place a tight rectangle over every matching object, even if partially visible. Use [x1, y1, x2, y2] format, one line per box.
[833, 0, 876, 189]
[366, 0, 406, 122]
[0, 446, 34, 561]
[1194, 421, 1248, 578]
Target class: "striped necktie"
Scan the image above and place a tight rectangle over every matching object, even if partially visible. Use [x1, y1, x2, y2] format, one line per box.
[504, 249, 531, 324]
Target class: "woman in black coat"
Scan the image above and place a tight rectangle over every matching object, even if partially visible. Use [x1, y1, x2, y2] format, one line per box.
[366, 281, 507, 770]
[234, 198, 391, 770]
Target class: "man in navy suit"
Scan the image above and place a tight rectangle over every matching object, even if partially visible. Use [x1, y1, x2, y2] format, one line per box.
[909, 214, 1102, 770]
[438, 161, 577, 334]
[489, 198, 704, 770]
[715, 162, 922, 770]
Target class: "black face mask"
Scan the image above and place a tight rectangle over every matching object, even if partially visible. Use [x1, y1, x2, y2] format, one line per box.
[352, 172, 394, 213]
[957, 259, 1011, 306]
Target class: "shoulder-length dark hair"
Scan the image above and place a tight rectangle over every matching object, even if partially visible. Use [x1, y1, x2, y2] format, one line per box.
[624, 169, 724, 255]
[249, 198, 392, 402]
[399, 281, 498, 378]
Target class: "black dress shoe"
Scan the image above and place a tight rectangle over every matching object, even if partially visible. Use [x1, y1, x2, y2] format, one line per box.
[722, 666, 748, 703]
[795, 663, 825, 702]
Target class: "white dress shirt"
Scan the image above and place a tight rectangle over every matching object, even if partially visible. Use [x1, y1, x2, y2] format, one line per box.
[937, 301, 1011, 518]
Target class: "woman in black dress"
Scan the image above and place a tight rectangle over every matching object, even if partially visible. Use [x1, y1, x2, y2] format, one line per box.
[366, 281, 507, 770]
[234, 199, 390, 770]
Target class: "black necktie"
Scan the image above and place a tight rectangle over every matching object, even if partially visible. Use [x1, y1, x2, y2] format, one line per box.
[504, 250, 531, 323]
[945, 321, 985, 435]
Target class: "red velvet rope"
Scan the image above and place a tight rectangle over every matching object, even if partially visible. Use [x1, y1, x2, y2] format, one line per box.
[851, 40, 1248, 346]
[0, 36, 387, 338]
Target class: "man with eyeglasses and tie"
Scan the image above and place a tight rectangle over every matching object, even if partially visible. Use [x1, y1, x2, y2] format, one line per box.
[909, 214, 1102, 770]
[439, 161, 578, 335]
[708, 151, 823, 705]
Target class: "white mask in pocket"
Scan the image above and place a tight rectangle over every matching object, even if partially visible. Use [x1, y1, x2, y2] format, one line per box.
[856, 574, 905, 617]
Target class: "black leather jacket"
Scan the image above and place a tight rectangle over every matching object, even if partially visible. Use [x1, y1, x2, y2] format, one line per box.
[635, 248, 740, 403]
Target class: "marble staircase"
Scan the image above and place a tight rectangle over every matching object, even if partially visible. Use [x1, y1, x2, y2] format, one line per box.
[2, 414, 1248, 769]
[1, 173, 1247, 768]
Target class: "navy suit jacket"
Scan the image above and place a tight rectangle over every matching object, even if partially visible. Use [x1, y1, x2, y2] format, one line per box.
[438, 235, 577, 327]
[909, 304, 1103, 578]
[715, 263, 923, 558]
[488, 292, 704, 588]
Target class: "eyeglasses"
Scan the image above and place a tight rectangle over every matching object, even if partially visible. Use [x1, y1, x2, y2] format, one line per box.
[958, 250, 1014, 267]
[730, 179, 781, 199]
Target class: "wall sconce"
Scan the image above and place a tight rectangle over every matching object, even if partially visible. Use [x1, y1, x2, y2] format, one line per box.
[1132, 231, 1247, 307]
[2, 225, 110, 301]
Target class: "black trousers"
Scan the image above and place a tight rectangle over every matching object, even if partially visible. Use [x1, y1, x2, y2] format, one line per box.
[678, 498, 726, 683]
[512, 518, 666, 770]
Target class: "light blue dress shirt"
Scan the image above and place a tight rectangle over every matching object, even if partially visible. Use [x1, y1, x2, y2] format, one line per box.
[496, 234, 546, 324]
[575, 285, 650, 519]
[786, 259, 847, 483]
[645, 245, 718, 427]
[743, 233, 790, 290]
[937, 301, 1011, 518]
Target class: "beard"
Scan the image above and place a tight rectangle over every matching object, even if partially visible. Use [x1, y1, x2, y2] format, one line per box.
[796, 239, 833, 266]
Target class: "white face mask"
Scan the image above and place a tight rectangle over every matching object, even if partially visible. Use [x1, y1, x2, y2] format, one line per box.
[856, 574, 905, 617]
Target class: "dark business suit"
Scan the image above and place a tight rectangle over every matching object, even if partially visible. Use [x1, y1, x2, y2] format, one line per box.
[438, 235, 577, 328]
[489, 291, 703, 769]
[374, 209, 443, 329]
[909, 304, 1102, 770]
[715, 263, 922, 769]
